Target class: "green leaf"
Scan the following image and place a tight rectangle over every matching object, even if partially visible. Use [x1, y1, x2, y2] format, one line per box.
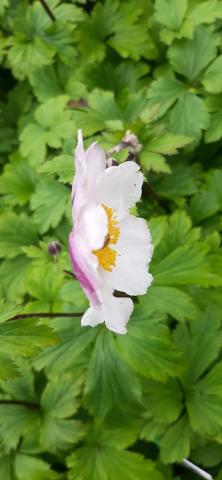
[154, 0, 187, 30]
[146, 285, 198, 321]
[0, 354, 18, 379]
[155, 163, 200, 200]
[168, 26, 217, 81]
[169, 91, 209, 138]
[146, 134, 191, 155]
[116, 306, 182, 381]
[0, 319, 58, 357]
[143, 378, 183, 424]
[15, 454, 59, 480]
[0, 404, 39, 450]
[0, 213, 38, 259]
[0, 256, 32, 301]
[34, 319, 96, 375]
[31, 178, 70, 233]
[206, 111, 222, 142]
[147, 75, 184, 118]
[84, 329, 142, 418]
[41, 375, 81, 418]
[188, 0, 222, 27]
[174, 308, 222, 384]
[38, 154, 74, 184]
[20, 96, 73, 164]
[152, 244, 210, 286]
[67, 423, 164, 480]
[160, 415, 191, 462]
[203, 55, 222, 93]
[0, 155, 36, 205]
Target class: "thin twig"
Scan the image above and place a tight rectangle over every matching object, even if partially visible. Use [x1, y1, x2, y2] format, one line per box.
[38, 0, 56, 22]
[8, 312, 83, 321]
[0, 399, 40, 410]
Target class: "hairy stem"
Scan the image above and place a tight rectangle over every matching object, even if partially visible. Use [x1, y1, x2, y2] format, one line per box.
[38, 0, 56, 22]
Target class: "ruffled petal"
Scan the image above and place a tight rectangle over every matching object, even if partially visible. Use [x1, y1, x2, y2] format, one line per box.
[101, 215, 153, 296]
[72, 130, 87, 223]
[95, 161, 143, 213]
[69, 231, 101, 307]
[81, 288, 133, 334]
[86, 142, 106, 198]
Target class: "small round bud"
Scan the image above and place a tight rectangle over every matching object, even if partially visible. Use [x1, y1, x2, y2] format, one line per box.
[48, 241, 62, 256]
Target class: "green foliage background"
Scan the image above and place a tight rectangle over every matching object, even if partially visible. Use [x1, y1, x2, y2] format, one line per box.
[0, 0, 222, 478]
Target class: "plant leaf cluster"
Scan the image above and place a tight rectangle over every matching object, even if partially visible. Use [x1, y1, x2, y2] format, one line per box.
[1, 0, 222, 479]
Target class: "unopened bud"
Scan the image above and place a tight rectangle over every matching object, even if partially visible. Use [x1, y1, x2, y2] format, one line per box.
[48, 241, 62, 256]
[122, 130, 142, 152]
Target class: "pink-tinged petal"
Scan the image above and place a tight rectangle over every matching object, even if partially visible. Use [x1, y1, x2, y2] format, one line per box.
[69, 231, 101, 307]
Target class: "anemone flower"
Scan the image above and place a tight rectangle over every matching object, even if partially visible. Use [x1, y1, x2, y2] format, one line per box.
[69, 130, 153, 334]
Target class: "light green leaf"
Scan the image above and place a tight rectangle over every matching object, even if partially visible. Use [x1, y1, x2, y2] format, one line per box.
[168, 26, 217, 81]
[160, 415, 191, 462]
[146, 285, 198, 321]
[15, 454, 59, 480]
[0, 155, 36, 205]
[169, 91, 209, 138]
[154, 0, 187, 30]
[0, 319, 58, 357]
[188, 0, 222, 27]
[206, 111, 222, 143]
[203, 55, 222, 93]
[147, 75, 184, 118]
[38, 154, 74, 183]
[146, 134, 191, 155]
[0, 213, 38, 259]
[152, 244, 210, 286]
[31, 178, 70, 233]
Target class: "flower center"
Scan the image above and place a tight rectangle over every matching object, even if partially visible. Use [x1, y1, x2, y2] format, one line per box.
[92, 204, 120, 272]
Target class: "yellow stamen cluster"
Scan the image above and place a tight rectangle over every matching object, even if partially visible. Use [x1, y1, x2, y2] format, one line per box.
[93, 204, 120, 272]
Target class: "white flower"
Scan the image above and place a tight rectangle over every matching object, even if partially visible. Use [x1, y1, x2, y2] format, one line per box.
[69, 130, 153, 334]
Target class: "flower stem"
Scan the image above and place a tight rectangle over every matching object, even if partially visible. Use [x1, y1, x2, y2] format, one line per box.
[38, 0, 56, 22]
[0, 399, 40, 410]
[182, 459, 212, 480]
[9, 312, 83, 321]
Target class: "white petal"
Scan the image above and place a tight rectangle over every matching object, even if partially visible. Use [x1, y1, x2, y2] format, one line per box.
[86, 142, 106, 197]
[102, 294, 134, 334]
[117, 215, 153, 262]
[81, 290, 133, 334]
[82, 205, 108, 251]
[81, 306, 104, 327]
[102, 256, 153, 296]
[101, 215, 153, 296]
[96, 161, 143, 211]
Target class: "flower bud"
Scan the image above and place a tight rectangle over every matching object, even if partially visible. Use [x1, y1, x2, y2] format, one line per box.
[48, 241, 62, 256]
